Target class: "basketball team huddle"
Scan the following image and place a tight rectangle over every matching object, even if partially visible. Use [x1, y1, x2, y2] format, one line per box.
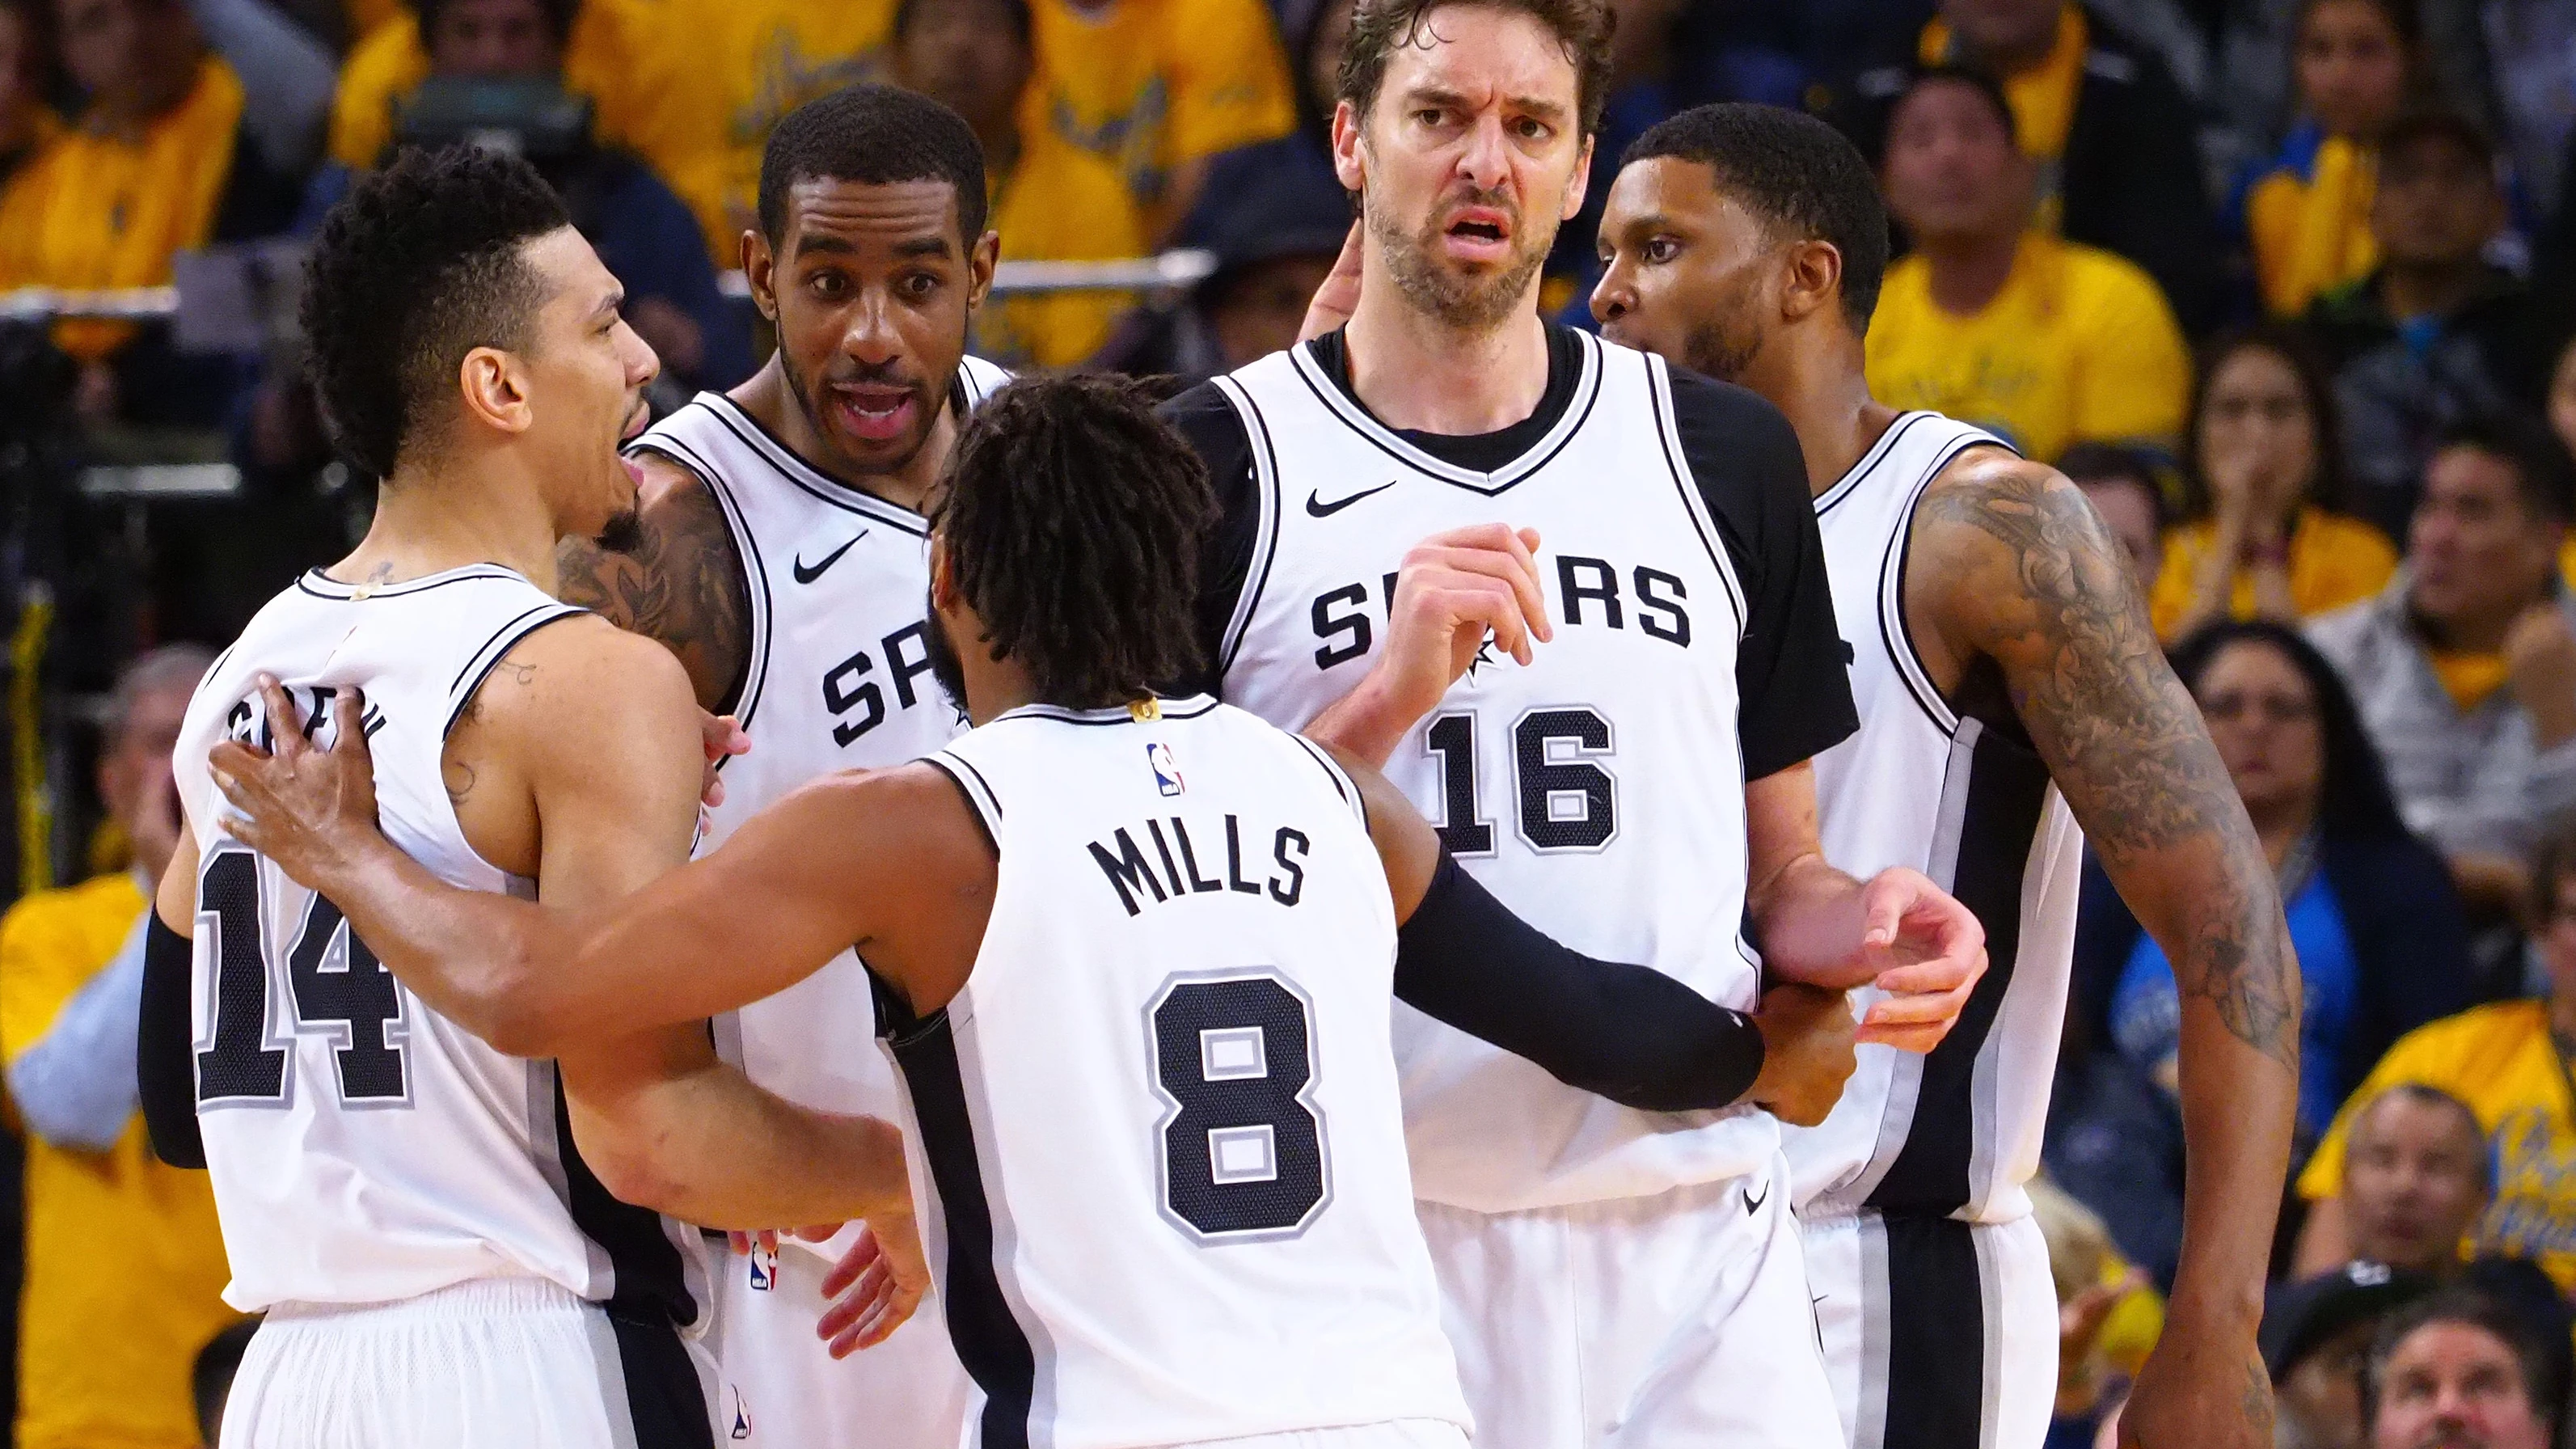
[131, 0, 2305, 1447]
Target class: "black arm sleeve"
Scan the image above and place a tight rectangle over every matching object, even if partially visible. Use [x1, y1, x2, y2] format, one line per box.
[1159, 381, 1263, 699]
[1666, 372, 1858, 779]
[1393, 852, 1765, 1111]
[139, 912, 205, 1169]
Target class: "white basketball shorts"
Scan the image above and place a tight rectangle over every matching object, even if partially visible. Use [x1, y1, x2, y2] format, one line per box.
[709, 1227, 970, 1448]
[220, 1276, 726, 1448]
[1416, 1150, 1842, 1449]
[1800, 1210, 2056, 1449]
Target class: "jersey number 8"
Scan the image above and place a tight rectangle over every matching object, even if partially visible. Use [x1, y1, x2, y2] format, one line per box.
[1147, 971, 1328, 1242]
[195, 845, 412, 1108]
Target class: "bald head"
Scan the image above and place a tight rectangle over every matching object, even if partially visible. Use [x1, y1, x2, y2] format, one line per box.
[2344, 1085, 2490, 1275]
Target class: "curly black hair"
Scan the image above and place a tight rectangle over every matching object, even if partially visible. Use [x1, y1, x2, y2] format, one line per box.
[1623, 103, 1892, 330]
[758, 84, 988, 246]
[300, 145, 568, 481]
[931, 374, 1215, 708]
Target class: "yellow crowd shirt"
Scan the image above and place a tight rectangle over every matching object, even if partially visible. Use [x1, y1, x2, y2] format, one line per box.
[1023, 0, 1294, 216]
[0, 873, 235, 1449]
[2147, 506, 2399, 642]
[0, 57, 243, 363]
[2245, 133, 2379, 319]
[2300, 1001, 2576, 1295]
[1920, 2, 2085, 232]
[976, 131, 1147, 368]
[1864, 233, 2192, 463]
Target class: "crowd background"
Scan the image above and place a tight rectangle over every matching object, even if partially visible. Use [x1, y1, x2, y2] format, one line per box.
[14, 0, 2576, 1444]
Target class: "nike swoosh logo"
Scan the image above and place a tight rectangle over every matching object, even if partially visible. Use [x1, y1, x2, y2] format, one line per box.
[792, 531, 867, 584]
[1743, 1181, 1770, 1215]
[1305, 480, 1397, 518]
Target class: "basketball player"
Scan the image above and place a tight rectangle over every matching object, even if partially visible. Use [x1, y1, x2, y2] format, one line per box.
[550, 82, 1007, 1448]
[1590, 102, 2299, 1449]
[201, 373, 1893, 1449]
[133, 147, 922, 1448]
[1159, 1, 1993, 1443]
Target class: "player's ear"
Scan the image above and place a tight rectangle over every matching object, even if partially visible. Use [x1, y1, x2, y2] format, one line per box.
[743, 228, 779, 322]
[927, 535, 959, 615]
[967, 230, 1001, 315]
[1561, 133, 1594, 223]
[457, 347, 534, 437]
[1331, 99, 1366, 192]
[1780, 239, 1843, 325]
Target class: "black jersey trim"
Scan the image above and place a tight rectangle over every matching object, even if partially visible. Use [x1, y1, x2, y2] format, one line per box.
[1864, 717, 2053, 1216]
[1880, 1214, 1988, 1449]
[924, 750, 1005, 835]
[1645, 353, 1749, 640]
[604, 1314, 718, 1449]
[1814, 412, 1933, 520]
[871, 980, 1041, 1449]
[1284, 331, 1607, 496]
[442, 605, 588, 739]
[1209, 375, 1284, 680]
[699, 397, 934, 539]
[1283, 733, 1371, 834]
[1875, 427, 2018, 737]
[295, 563, 531, 601]
[644, 429, 773, 733]
[547, 1069, 703, 1330]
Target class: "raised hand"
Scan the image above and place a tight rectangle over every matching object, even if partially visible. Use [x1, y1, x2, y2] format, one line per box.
[205, 675, 386, 896]
[1304, 522, 1551, 767]
[1297, 221, 1363, 343]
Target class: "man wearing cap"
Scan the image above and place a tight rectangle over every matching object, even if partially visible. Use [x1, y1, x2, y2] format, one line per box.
[2266, 1261, 2441, 1449]
[2304, 108, 2545, 540]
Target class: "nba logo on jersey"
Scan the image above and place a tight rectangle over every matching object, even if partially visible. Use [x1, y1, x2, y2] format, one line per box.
[1148, 741, 1184, 796]
[728, 1386, 753, 1440]
[746, 1240, 778, 1291]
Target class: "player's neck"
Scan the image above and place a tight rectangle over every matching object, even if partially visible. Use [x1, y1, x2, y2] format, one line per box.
[329, 456, 567, 594]
[1341, 274, 1551, 436]
[1771, 333, 1899, 498]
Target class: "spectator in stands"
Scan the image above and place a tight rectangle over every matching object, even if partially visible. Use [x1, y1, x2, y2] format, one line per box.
[892, 0, 1142, 367]
[2152, 327, 2398, 645]
[0, 646, 237, 1449]
[2236, 0, 2423, 319]
[2295, 823, 2576, 1299]
[2308, 110, 2538, 539]
[1023, 0, 1295, 243]
[330, 0, 891, 262]
[1865, 65, 2193, 463]
[2265, 1261, 2439, 1449]
[1100, 153, 1346, 379]
[1180, 0, 1343, 249]
[0, 0, 58, 187]
[300, 0, 748, 390]
[2060, 441, 2168, 592]
[2308, 417, 2576, 913]
[2032, 1176, 2163, 1434]
[1821, 0, 2222, 330]
[2098, 620, 2474, 1138]
[0, 0, 299, 430]
[2545, 328, 2576, 589]
[2362, 1289, 2565, 1449]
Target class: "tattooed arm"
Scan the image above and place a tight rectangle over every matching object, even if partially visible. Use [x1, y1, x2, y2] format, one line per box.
[1908, 450, 2296, 1449]
[555, 451, 751, 714]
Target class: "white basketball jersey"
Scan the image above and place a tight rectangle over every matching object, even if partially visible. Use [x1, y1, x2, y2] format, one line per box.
[897, 698, 1470, 1449]
[1214, 334, 1769, 1214]
[630, 356, 1008, 1123]
[172, 565, 707, 1320]
[1785, 414, 2086, 1225]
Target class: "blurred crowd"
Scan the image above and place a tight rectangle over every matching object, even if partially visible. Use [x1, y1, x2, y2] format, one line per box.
[22, 0, 2576, 1446]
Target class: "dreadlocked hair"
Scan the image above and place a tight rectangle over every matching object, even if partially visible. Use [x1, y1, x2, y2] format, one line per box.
[932, 374, 1217, 708]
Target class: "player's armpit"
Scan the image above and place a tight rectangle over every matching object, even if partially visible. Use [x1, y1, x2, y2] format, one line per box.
[555, 452, 750, 715]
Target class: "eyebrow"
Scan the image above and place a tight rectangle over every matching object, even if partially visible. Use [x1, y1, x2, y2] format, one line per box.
[592, 288, 625, 320]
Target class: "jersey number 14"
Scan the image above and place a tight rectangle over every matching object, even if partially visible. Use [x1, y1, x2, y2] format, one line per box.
[195, 845, 412, 1107]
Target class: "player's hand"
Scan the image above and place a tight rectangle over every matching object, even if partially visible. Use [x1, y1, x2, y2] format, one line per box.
[206, 675, 386, 893]
[816, 1210, 930, 1358]
[1297, 221, 1362, 343]
[699, 711, 749, 809]
[2117, 1321, 2272, 1449]
[1848, 868, 1987, 1053]
[1306, 524, 1551, 767]
[1743, 982, 1856, 1126]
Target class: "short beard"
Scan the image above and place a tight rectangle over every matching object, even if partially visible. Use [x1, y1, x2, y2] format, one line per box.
[1370, 191, 1549, 334]
[1679, 270, 1767, 384]
[923, 585, 970, 720]
[594, 507, 646, 555]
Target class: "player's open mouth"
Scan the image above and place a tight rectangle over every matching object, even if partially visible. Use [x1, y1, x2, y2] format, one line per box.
[831, 383, 918, 444]
[1442, 209, 1514, 264]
